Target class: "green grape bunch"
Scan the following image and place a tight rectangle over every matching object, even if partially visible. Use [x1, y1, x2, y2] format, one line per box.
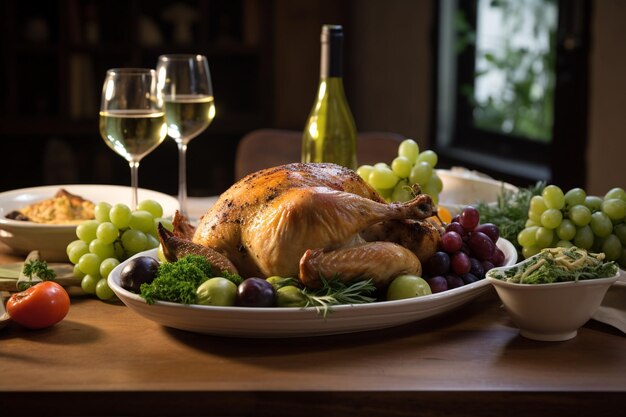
[356, 139, 443, 204]
[517, 185, 626, 268]
[66, 199, 173, 300]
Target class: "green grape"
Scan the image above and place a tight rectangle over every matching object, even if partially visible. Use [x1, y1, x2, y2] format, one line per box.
[96, 222, 119, 245]
[137, 199, 163, 218]
[542, 185, 565, 210]
[154, 217, 174, 236]
[605, 187, 626, 202]
[73, 263, 85, 279]
[96, 278, 115, 300]
[602, 198, 626, 221]
[416, 150, 438, 167]
[522, 246, 540, 259]
[94, 202, 112, 223]
[398, 139, 419, 163]
[110, 203, 132, 229]
[590, 211, 613, 237]
[574, 225, 594, 250]
[374, 162, 390, 170]
[525, 219, 540, 228]
[356, 165, 374, 182]
[564, 188, 586, 207]
[556, 240, 574, 248]
[556, 219, 576, 241]
[535, 227, 554, 249]
[591, 235, 604, 253]
[614, 223, 626, 245]
[391, 156, 412, 179]
[76, 220, 99, 242]
[157, 244, 168, 263]
[78, 253, 102, 276]
[99, 257, 120, 279]
[121, 229, 148, 255]
[409, 161, 432, 185]
[68, 240, 89, 264]
[391, 179, 413, 202]
[114, 241, 125, 260]
[421, 182, 439, 204]
[540, 208, 563, 229]
[619, 248, 626, 269]
[601, 234, 622, 261]
[518, 226, 538, 247]
[81, 274, 100, 294]
[89, 239, 115, 260]
[375, 186, 394, 202]
[146, 233, 160, 249]
[368, 166, 399, 190]
[129, 210, 154, 233]
[529, 195, 547, 215]
[568, 204, 592, 226]
[584, 196, 603, 212]
[429, 172, 443, 193]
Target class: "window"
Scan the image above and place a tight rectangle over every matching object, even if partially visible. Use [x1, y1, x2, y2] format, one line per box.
[434, 0, 590, 188]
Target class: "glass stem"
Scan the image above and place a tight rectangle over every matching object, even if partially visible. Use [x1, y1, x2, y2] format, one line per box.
[177, 141, 188, 217]
[129, 160, 140, 211]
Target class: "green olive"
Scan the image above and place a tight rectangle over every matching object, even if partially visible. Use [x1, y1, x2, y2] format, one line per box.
[196, 277, 237, 306]
[276, 285, 307, 308]
[386, 275, 432, 301]
[266, 275, 296, 290]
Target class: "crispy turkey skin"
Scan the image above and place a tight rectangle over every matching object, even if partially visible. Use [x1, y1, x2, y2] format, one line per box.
[187, 163, 439, 288]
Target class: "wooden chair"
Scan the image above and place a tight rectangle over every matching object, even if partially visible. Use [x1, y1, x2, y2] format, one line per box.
[235, 129, 405, 179]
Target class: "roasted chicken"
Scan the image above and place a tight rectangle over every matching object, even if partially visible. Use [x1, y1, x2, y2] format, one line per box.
[162, 162, 441, 289]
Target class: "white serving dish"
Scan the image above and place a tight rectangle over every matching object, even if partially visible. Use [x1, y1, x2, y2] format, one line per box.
[487, 258, 621, 342]
[108, 238, 517, 338]
[437, 168, 518, 214]
[0, 184, 179, 262]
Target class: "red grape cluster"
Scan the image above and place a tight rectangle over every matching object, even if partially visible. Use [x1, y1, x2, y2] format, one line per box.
[424, 206, 505, 293]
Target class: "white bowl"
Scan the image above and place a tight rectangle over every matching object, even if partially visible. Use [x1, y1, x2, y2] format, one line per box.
[487, 260, 620, 341]
[437, 168, 518, 214]
[0, 184, 179, 262]
[108, 239, 518, 338]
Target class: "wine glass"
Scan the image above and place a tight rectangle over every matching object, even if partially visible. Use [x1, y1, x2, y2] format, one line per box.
[99, 68, 167, 210]
[156, 54, 215, 218]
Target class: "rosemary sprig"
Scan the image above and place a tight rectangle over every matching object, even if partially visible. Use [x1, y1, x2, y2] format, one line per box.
[301, 276, 377, 318]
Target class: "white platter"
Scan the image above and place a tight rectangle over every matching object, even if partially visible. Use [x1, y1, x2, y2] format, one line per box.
[0, 184, 179, 261]
[108, 238, 518, 338]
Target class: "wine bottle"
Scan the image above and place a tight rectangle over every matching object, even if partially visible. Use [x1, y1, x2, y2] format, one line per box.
[302, 24, 357, 170]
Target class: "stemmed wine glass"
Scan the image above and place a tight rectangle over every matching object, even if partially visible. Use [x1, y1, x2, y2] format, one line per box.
[99, 68, 167, 210]
[156, 54, 215, 218]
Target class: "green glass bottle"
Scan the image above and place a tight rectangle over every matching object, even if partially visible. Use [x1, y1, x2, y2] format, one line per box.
[302, 24, 357, 170]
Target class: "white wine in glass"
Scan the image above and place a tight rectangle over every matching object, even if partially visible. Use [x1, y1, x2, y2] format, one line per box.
[157, 54, 215, 217]
[99, 68, 167, 210]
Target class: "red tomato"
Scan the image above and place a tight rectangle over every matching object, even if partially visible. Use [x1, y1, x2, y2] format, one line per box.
[6, 281, 70, 329]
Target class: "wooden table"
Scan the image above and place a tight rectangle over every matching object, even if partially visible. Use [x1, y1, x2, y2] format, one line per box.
[0, 241, 624, 417]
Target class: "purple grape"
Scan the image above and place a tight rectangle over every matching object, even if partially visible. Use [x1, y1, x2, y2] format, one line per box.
[469, 257, 485, 279]
[441, 231, 463, 253]
[491, 248, 505, 266]
[451, 251, 471, 275]
[236, 277, 276, 307]
[482, 260, 495, 273]
[451, 215, 461, 223]
[461, 272, 479, 285]
[459, 206, 480, 231]
[445, 274, 464, 289]
[425, 251, 451, 276]
[460, 242, 471, 254]
[426, 276, 449, 293]
[475, 223, 500, 243]
[445, 222, 466, 237]
[468, 231, 496, 261]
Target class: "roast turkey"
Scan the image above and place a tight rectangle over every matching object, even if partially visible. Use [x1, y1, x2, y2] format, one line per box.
[161, 162, 441, 289]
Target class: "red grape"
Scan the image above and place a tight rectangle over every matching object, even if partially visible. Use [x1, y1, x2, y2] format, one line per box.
[451, 252, 471, 275]
[459, 206, 480, 230]
[441, 231, 463, 253]
[469, 257, 485, 279]
[461, 272, 479, 285]
[468, 231, 496, 261]
[445, 274, 464, 289]
[475, 223, 500, 243]
[482, 260, 495, 273]
[236, 277, 276, 307]
[491, 248, 505, 266]
[445, 222, 466, 237]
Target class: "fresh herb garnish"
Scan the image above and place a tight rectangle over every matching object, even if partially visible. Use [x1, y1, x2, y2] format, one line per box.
[17, 259, 56, 290]
[476, 181, 545, 256]
[301, 276, 377, 318]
